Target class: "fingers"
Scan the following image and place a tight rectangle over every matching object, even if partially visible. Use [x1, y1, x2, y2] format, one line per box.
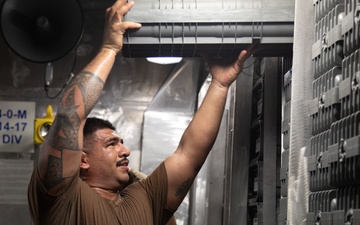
[122, 21, 142, 30]
[234, 50, 248, 71]
[107, 0, 135, 20]
[117, 0, 135, 19]
[105, 0, 141, 30]
[236, 43, 257, 65]
[231, 44, 256, 73]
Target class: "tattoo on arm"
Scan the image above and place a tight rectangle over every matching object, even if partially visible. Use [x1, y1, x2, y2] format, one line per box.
[70, 71, 105, 115]
[42, 71, 104, 188]
[43, 155, 63, 190]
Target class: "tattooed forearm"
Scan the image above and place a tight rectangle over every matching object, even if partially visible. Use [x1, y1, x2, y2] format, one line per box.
[46, 97, 81, 151]
[175, 179, 192, 196]
[43, 155, 64, 189]
[41, 71, 105, 189]
[70, 71, 105, 116]
[46, 111, 81, 151]
[46, 71, 104, 152]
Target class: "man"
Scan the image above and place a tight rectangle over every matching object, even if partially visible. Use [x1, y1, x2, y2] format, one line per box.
[28, 0, 254, 224]
[126, 161, 178, 225]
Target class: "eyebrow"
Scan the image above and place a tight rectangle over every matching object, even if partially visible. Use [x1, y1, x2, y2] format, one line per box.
[104, 137, 124, 145]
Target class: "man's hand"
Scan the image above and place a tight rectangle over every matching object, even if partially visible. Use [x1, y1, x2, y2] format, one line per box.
[205, 44, 256, 88]
[102, 0, 141, 54]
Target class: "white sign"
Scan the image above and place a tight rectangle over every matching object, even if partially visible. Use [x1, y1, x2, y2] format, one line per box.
[0, 101, 35, 153]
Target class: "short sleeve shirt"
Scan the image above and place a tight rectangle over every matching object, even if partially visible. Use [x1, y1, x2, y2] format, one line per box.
[28, 162, 174, 225]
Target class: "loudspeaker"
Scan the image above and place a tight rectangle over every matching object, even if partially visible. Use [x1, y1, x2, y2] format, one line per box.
[0, 0, 84, 63]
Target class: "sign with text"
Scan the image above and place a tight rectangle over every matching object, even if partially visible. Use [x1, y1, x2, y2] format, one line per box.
[0, 101, 35, 153]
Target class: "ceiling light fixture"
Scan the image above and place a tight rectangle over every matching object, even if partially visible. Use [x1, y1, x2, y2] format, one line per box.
[146, 57, 182, 65]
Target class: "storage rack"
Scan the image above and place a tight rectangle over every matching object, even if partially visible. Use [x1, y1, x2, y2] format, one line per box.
[307, 0, 360, 224]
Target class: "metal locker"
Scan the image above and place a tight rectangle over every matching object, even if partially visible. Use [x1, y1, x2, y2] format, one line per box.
[278, 197, 287, 224]
[312, 5, 344, 78]
[283, 69, 292, 102]
[280, 150, 289, 198]
[322, 190, 337, 225]
[310, 66, 342, 135]
[314, 0, 345, 23]
[251, 122, 262, 161]
[342, 0, 360, 56]
[333, 186, 360, 224]
[308, 130, 332, 192]
[307, 192, 317, 224]
[307, 190, 337, 225]
[328, 111, 360, 187]
[313, 16, 328, 78]
[282, 101, 291, 150]
[323, 5, 345, 71]
[339, 49, 360, 118]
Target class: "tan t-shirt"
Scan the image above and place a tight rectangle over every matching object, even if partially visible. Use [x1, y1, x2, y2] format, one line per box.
[28, 162, 174, 225]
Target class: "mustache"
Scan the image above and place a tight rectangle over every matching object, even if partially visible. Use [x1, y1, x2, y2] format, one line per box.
[116, 158, 129, 167]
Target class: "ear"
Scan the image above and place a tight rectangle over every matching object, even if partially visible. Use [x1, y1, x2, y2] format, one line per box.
[80, 151, 90, 170]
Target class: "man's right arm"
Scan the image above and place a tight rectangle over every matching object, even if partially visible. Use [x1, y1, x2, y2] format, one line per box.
[35, 0, 141, 195]
[37, 52, 110, 194]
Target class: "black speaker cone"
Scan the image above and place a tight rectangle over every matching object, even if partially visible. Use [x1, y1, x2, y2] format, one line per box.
[0, 0, 84, 63]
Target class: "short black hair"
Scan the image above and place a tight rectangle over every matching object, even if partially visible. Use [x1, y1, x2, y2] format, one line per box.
[83, 117, 116, 137]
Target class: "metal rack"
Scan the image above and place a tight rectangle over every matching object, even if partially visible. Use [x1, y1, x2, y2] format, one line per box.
[307, 0, 360, 224]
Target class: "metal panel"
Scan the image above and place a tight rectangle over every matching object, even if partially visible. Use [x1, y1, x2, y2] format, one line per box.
[328, 111, 360, 187]
[122, 0, 295, 57]
[280, 150, 289, 198]
[310, 66, 342, 135]
[282, 101, 291, 150]
[284, 69, 292, 103]
[306, 190, 337, 225]
[313, 0, 344, 23]
[333, 186, 360, 224]
[339, 49, 360, 118]
[312, 4, 344, 79]
[222, 56, 254, 225]
[342, 0, 360, 56]
[261, 57, 282, 224]
[141, 59, 204, 225]
[308, 130, 332, 192]
[278, 197, 288, 224]
[125, 0, 295, 23]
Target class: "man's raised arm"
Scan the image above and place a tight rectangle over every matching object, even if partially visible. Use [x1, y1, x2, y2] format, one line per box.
[164, 46, 255, 211]
[35, 0, 141, 194]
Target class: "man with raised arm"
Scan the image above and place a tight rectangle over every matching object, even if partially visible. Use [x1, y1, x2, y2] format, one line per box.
[28, 0, 254, 225]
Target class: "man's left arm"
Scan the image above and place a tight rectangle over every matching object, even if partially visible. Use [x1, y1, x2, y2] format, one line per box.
[163, 46, 255, 211]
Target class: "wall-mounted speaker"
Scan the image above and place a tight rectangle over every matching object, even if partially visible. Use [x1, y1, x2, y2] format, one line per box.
[0, 0, 84, 63]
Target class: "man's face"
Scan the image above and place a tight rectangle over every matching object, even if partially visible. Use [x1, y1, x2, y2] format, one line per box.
[83, 128, 131, 190]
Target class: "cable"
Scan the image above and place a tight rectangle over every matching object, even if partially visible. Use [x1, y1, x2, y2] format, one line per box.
[45, 48, 78, 99]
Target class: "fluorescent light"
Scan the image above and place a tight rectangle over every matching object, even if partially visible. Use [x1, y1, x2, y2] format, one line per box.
[146, 57, 182, 64]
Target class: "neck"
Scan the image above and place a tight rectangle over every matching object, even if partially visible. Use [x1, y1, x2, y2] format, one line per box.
[90, 186, 119, 201]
